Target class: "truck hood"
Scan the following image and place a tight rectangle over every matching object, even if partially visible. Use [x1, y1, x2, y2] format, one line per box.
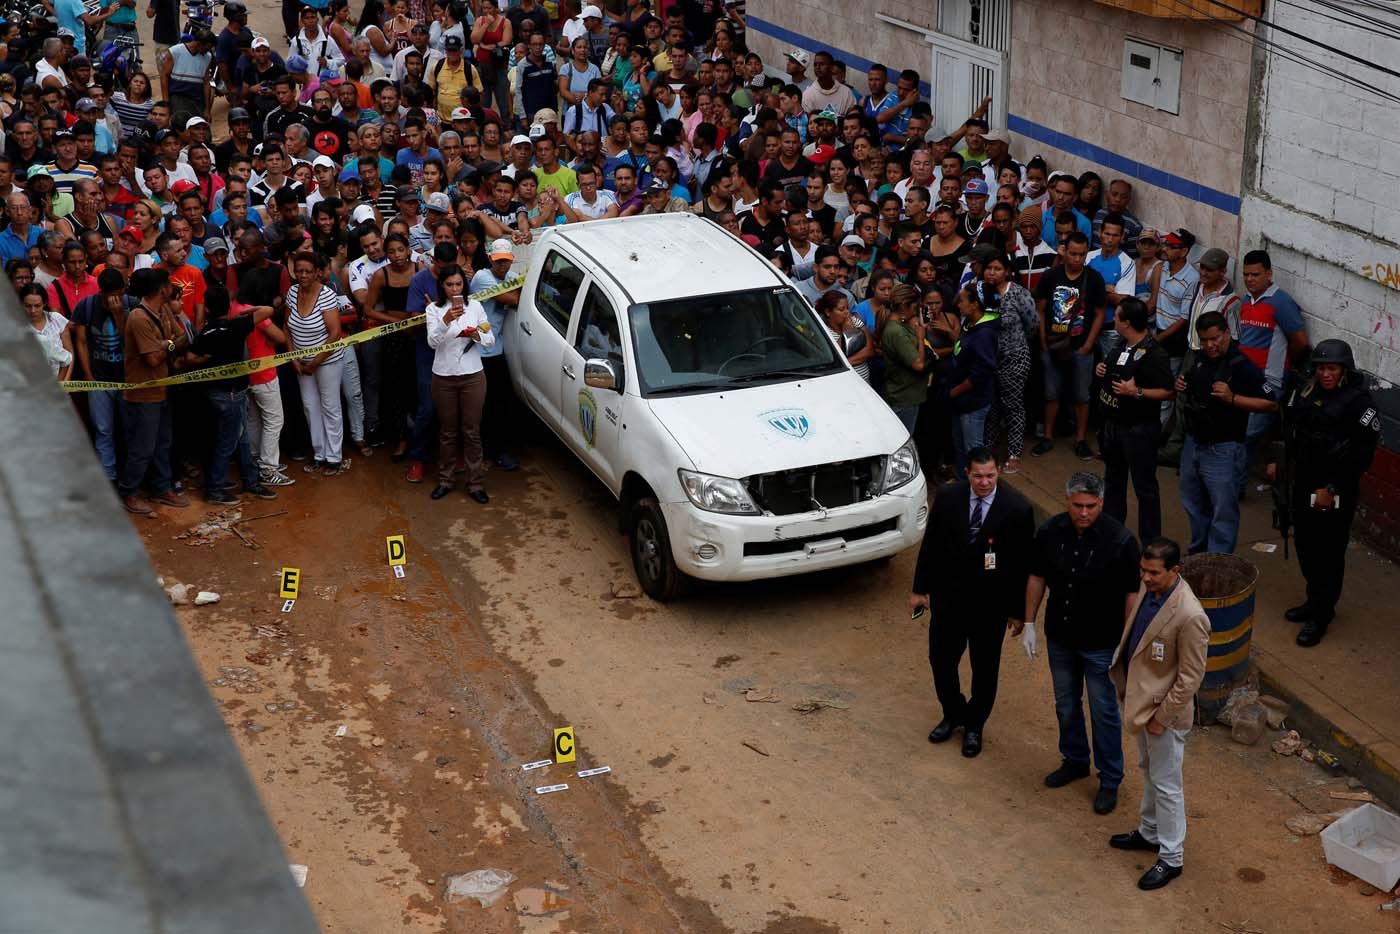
[645, 371, 911, 478]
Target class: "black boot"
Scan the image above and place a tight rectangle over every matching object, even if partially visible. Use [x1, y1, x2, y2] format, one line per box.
[1296, 618, 1330, 647]
[1284, 603, 1313, 623]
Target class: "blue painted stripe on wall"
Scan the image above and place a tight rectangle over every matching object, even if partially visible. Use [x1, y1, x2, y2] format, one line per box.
[1008, 115, 1242, 216]
[744, 16, 1241, 216]
[744, 15, 934, 98]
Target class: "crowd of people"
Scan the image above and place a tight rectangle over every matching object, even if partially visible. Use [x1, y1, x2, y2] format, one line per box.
[0, 0, 1379, 645]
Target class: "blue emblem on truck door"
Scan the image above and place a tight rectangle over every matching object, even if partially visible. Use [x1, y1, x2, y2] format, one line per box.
[762, 408, 811, 439]
[578, 389, 598, 448]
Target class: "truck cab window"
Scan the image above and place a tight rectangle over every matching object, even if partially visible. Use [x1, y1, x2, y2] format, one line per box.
[535, 250, 584, 336]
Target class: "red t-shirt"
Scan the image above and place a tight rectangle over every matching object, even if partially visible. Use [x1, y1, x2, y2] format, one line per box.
[245, 312, 279, 385]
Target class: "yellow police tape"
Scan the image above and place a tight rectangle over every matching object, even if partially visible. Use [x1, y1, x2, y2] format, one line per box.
[61, 274, 526, 393]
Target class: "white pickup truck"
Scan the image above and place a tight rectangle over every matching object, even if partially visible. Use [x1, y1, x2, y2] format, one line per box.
[504, 213, 928, 599]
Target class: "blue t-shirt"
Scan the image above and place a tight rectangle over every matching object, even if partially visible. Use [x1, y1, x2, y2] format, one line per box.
[407, 266, 436, 315]
[470, 268, 509, 359]
[851, 299, 877, 332]
[601, 151, 650, 190]
[395, 146, 442, 188]
[55, 0, 88, 55]
[1041, 206, 1092, 249]
[1087, 250, 1134, 324]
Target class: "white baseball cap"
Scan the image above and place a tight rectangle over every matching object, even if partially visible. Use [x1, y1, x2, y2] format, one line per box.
[312, 154, 336, 169]
[251, 37, 270, 50]
[579, 4, 602, 19]
[784, 48, 810, 67]
[425, 191, 452, 213]
[351, 204, 377, 224]
[510, 134, 532, 147]
[488, 239, 514, 261]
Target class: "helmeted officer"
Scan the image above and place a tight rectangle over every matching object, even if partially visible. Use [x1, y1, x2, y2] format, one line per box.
[1273, 339, 1379, 647]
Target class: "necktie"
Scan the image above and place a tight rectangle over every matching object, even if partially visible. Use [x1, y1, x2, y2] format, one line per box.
[969, 496, 984, 542]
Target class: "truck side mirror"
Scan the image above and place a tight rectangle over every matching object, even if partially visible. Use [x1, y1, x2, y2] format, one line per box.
[842, 327, 867, 358]
[584, 357, 623, 393]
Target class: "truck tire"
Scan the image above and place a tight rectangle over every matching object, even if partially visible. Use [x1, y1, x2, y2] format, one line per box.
[629, 497, 685, 601]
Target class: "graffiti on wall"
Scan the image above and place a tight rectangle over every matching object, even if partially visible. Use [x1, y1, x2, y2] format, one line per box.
[1361, 263, 1400, 290]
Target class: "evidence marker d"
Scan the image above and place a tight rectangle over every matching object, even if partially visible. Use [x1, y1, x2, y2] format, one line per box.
[386, 535, 406, 578]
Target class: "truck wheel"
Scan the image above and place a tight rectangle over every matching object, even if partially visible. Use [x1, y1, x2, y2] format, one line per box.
[630, 497, 685, 601]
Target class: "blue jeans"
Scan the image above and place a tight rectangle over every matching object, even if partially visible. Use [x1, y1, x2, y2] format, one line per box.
[119, 399, 172, 498]
[407, 331, 438, 463]
[89, 388, 121, 480]
[1047, 638, 1124, 788]
[207, 389, 258, 493]
[1237, 405, 1280, 495]
[1180, 436, 1245, 554]
[951, 404, 990, 471]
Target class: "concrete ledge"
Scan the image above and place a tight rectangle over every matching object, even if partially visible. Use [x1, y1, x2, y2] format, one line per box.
[0, 298, 319, 931]
[997, 464, 1400, 812]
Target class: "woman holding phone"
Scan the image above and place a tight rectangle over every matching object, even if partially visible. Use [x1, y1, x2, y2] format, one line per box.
[426, 264, 495, 503]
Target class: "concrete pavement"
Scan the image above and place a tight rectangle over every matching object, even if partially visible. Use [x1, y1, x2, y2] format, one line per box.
[1001, 439, 1400, 810]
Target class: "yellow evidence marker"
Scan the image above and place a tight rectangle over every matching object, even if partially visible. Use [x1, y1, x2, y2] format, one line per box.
[553, 727, 576, 764]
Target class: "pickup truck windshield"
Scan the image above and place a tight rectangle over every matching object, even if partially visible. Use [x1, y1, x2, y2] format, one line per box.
[629, 286, 843, 395]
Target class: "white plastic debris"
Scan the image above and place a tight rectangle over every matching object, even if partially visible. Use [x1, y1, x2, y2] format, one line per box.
[165, 582, 192, 605]
[445, 869, 516, 907]
[289, 864, 308, 887]
[194, 591, 221, 605]
[334, 724, 347, 737]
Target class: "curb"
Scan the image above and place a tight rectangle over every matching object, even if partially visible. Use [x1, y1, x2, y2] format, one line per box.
[998, 470, 1400, 812]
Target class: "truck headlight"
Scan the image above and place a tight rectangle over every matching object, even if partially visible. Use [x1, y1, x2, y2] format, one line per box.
[678, 469, 760, 515]
[878, 437, 921, 494]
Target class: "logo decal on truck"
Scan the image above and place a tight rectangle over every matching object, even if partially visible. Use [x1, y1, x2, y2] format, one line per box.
[762, 408, 811, 439]
[578, 389, 598, 448]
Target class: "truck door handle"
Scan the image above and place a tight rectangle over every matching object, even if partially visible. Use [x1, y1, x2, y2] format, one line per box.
[562, 364, 576, 380]
[520, 320, 533, 335]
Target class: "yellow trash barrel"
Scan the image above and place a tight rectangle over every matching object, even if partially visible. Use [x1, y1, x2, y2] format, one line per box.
[1181, 553, 1259, 722]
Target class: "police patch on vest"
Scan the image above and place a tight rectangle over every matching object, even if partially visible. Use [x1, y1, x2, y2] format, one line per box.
[1362, 407, 1379, 429]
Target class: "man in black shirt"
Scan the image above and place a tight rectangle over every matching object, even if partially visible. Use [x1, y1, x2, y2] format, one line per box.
[761, 127, 813, 189]
[739, 180, 786, 247]
[1033, 232, 1106, 461]
[189, 286, 279, 504]
[1022, 471, 1140, 815]
[261, 76, 314, 141]
[306, 87, 353, 161]
[1176, 311, 1275, 555]
[1094, 296, 1174, 542]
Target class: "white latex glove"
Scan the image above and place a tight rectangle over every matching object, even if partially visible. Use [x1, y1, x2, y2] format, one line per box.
[1021, 621, 1038, 660]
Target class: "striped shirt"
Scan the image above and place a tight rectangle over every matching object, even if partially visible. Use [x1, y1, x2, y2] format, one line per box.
[286, 284, 344, 363]
[41, 159, 98, 195]
[110, 93, 155, 138]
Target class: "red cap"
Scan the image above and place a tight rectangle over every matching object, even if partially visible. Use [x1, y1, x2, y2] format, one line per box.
[170, 179, 197, 195]
[808, 144, 836, 165]
[1162, 232, 1184, 247]
[118, 225, 142, 241]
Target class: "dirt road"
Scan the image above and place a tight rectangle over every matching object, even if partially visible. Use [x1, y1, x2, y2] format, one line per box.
[145, 430, 1395, 934]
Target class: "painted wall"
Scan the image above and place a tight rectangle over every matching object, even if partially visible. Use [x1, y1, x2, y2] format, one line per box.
[1007, 0, 1252, 252]
[743, 0, 936, 91]
[1239, 1, 1400, 385]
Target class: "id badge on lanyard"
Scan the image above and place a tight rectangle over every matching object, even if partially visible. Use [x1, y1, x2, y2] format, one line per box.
[984, 537, 997, 571]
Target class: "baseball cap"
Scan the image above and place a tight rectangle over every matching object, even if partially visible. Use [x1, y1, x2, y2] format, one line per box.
[964, 177, 990, 196]
[528, 123, 547, 140]
[57, 27, 75, 39]
[808, 144, 835, 165]
[318, 69, 340, 83]
[475, 160, 503, 176]
[812, 107, 838, 124]
[170, 179, 197, 195]
[154, 128, 177, 143]
[444, 34, 463, 51]
[983, 127, 1009, 144]
[394, 186, 419, 202]
[75, 98, 97, 112]
[119, 225, 142, 241]
[958, 243, 1000, 265]
[227, 107, 251, 123]
[1198, 247, 1230, 270]
[203, 237, 230, 255]
[488, 239, 514, 261]
[644, 178, 670, 195]
[27, 165, 52, 180]
[251, 36, 270, 50]
[337, 165, 361, 182]
[510, 134, 532, 147]
[312, 154, 336, 170]
[52, 128, 74, 142]
[185, 115, 209, 130]
[533, 108, 559, 125]
[286, 54, 310, 74]
[579, 4, 602, 19]
[450, 106, 472, 121]
[784, 48, 810, 67]
[1163, 228, 1196, 249]
[425, 191, 452, 213]
[840, 234, 866, 249]
[351, 204, 377, 224]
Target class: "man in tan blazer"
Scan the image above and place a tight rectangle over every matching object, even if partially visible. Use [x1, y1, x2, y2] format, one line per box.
[1107, 537, 1210, 891]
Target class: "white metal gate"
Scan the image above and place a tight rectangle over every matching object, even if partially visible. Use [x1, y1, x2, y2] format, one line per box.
[879, 0, 1011, 132]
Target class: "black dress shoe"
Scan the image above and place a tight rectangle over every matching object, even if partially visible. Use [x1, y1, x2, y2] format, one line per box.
[961, 730, 983, 758]
[927, 718, 960, 744]
[1284, 603, 1313, 623]
[1296, 619, 1331, 647]
[430, 483, 453, 500]
[1137, 859, 1183, 891]
[467, 488, 490, 504]
[1110, 829, 1159, 852]
[1094, 784, 1119, 815]
[1044, 760, 1091, 788]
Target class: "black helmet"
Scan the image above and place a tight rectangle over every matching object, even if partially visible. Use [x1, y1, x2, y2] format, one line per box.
[1311, 338, 1355, 371]
[225, 1, 247, 17]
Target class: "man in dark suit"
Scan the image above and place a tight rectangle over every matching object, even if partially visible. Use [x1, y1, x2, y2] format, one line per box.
[909, 447, 1036, 757]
